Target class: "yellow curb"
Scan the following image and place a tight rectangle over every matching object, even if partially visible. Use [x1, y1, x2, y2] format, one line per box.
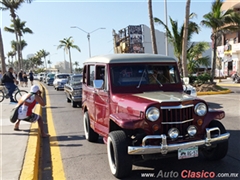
[42, 83, 66, 180]
[197, 89, 232, 96]
[20, 84, 43, 180]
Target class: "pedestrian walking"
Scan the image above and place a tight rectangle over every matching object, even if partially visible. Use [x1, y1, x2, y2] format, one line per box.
[1, 67, 19, 103]
[23, 72, 28, 87]
[14, 85, 50, 138]
[29, 70, 34, 86]
[18, 70, 24, 87]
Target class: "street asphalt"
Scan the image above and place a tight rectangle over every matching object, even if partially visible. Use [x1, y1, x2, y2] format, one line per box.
[0, 78, 239, 180]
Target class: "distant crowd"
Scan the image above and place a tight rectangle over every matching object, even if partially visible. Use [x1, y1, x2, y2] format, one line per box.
[0, 69, 34, 87]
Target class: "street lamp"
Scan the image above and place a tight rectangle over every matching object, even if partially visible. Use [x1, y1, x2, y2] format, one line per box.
[71, 26, 106, 57]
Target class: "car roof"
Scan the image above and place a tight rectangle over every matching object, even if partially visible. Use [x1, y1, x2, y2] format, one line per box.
[83, 54, 177, 64]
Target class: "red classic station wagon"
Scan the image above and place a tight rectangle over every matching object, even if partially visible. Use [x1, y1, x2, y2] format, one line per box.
[81, 54, 230, 178]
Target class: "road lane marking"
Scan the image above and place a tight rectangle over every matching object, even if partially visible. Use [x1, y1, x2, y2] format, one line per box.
[45, 86, 66, 180]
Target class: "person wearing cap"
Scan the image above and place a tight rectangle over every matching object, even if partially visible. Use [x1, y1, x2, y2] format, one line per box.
[1, 67, 19, 103]
[14, 85, 50, 138]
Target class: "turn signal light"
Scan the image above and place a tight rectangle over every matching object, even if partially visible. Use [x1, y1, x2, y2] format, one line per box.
[197, 119, 203, 126]
[152, 124, 159, 131]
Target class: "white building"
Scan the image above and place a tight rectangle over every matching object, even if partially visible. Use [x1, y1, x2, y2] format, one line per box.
[53, 60, 70, 73]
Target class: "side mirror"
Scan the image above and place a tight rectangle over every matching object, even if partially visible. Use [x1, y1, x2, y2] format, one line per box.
[93, 79, 104, 89]
[182, 77, 189, 85]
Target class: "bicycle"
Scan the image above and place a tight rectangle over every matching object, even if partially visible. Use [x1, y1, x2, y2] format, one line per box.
[0, 84, 28, 102]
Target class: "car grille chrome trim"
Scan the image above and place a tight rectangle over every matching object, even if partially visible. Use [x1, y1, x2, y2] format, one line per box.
[128, 128, 230, 155]
[161, 118, 194, 124]
[160, 104, 194, 109]
[161, 106, 194, 135]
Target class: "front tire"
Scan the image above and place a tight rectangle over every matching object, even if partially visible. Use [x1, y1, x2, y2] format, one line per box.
[83, 112, 99, 142]
[202, 120, 228, 160]
[0, 90, 5, 102]
[107, 130, 132, 178]
[14, 90, 28, 102]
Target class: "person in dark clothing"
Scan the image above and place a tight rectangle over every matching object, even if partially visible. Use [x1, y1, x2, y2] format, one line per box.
[23, 72, 28, 87]
[1, 67, 19, 103]
[29, 70, 34, 86]
[18, 70, 24, 87]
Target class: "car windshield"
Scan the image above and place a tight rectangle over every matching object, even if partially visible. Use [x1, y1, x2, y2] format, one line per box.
[72, 76, 82, 82]
[48, 74, 55, 78]
[57, 74, 69, 79]
[110, 64, 180, 87]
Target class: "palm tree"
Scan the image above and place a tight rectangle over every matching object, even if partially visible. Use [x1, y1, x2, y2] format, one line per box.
[187, 42, 210, 74]
[201, 0, 240, 83]
[74, 61, 79, 72]
[0, 28, 6, 73]
[0, 0, 33, 69]
[182, 0, 191, 77]
[4, 18, 33, 68]
[47, 60, 52, 68]
[57, 37, 81, 73]
[148, 0, 158, 54]
[37, 49, 49, 71]
[7, 51, 16, 64]
[154, 15, 199, 75]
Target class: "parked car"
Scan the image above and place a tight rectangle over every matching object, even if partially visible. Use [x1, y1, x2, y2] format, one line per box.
[38, 73, 46, 82]
[64, 74, 83, 107]
[82, 54, 230, 178]
[45, 73, 55, 86]
[33, 74, 38, 80]
[53, 73, 70, 90]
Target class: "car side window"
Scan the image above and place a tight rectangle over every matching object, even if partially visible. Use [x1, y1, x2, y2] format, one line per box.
[96, 65, 106, 90]
[88, 65, 95, 87]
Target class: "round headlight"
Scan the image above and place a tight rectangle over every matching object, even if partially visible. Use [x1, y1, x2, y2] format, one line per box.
[146, 107, 160, 122]
[168, 128, 179, 139]
[187, 125, 197, 137]
[194, 103, 207, 116]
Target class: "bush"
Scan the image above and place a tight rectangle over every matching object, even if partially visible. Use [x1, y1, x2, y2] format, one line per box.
[196, 73, 211, 84]
[189, 75, 197, 84]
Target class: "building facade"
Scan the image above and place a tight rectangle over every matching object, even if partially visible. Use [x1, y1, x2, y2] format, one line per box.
[113, 24, 212, 71]
[216, 1, 240, 77]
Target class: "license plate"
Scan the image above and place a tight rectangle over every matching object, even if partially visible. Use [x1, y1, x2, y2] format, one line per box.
[178, 147, 198, 160]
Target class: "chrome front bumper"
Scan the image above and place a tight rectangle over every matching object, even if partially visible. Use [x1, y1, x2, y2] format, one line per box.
[72, 96, 82, 102]
[128, 127, 230, 155]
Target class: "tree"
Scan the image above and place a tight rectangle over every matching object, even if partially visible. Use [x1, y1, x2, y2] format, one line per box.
[154, 14, 199, 75]
[37, 49, 50, 71]
[57, 37, 81, 73]
[0, 0, 33, 69]
[182, 0, 191, 77]
[187, 42, 210, 74]
[47, 60, 52, 68]
[4, 18, 33, 67]
[148, 0, 158, 54]
[74, 61, 79, 72]
[0, 28, 6, 73]
[201, 0, 240, 83]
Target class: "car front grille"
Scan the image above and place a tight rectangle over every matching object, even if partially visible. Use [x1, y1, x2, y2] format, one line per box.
[161, 105, 194, 136]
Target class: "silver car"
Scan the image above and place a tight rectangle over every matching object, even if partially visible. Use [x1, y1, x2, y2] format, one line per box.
[53, 73, 70, 91]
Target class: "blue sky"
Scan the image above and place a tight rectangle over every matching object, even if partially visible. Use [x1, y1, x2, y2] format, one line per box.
[1, 0, 214, 68]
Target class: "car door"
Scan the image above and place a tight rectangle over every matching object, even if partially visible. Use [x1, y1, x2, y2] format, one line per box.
[94, 65, 110, 137]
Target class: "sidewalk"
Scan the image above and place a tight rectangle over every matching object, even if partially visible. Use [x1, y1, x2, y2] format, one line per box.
[214, 78, 240, 87]
[0, 84, 38, 180]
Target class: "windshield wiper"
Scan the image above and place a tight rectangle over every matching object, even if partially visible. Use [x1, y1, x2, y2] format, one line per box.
[137, 69, 147, 88]
[152, 74, 163, 87]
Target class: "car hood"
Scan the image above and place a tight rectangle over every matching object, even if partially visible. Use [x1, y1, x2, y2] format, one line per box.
[55, 79, 68, 83]
[133, 91, 194, 102]
[113, 91, 194, 116]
